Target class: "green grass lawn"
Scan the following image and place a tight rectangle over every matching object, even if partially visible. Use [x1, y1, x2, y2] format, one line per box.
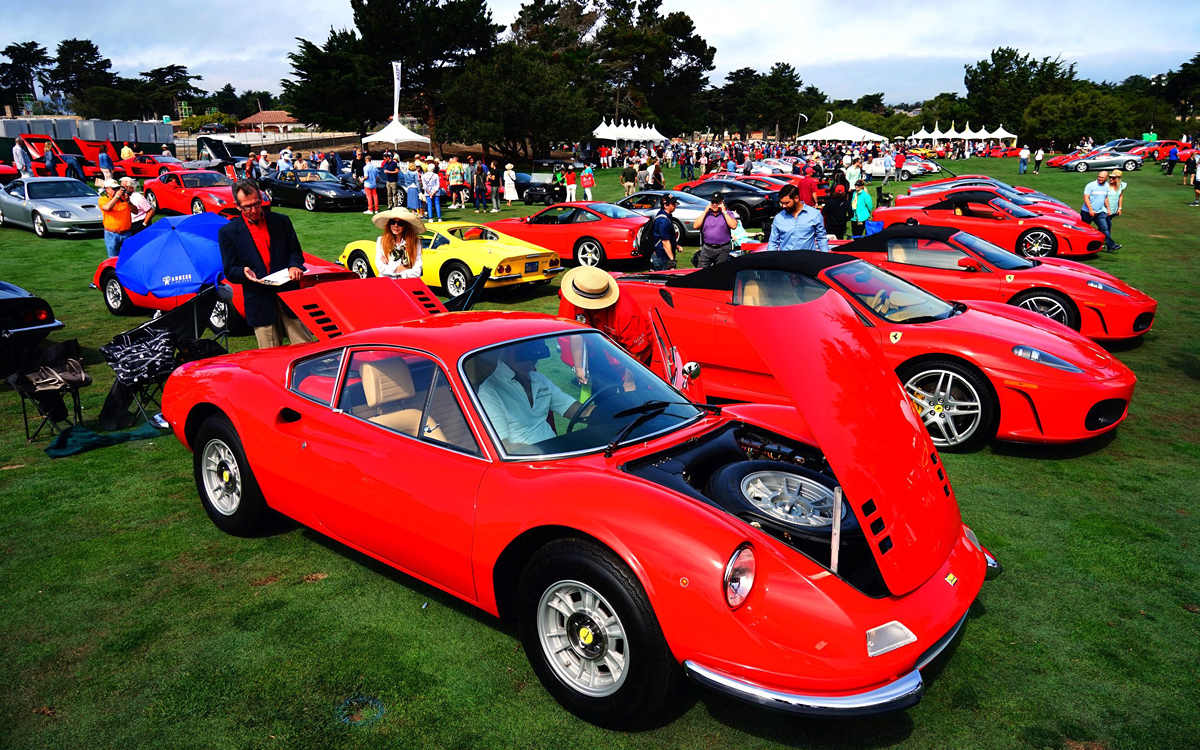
[1, 159, 1197, 749]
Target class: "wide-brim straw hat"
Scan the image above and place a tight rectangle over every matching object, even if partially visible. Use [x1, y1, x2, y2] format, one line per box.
[505, 163, 515, 170]
[560, 266, 619, 310]
[371, 207, 426, 234]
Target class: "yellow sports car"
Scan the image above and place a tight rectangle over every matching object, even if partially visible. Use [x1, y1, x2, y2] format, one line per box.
[339, 221, 563, 296]
[908, 147, 939, 158]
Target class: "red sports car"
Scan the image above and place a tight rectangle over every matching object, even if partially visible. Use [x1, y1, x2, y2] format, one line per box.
[873, 193, 1103, 257]
[829, 226, 1156, 341]
[487, 201, 649, 267]
[144, 170, 257, 218]
[0, 160, 18, 185]
[117, 154, 189, 178]
[982, 146, 1021, 158]
[18, 134, 117, 181]
[895, 186, 1081, 222]
[1136, 140, 1186, 160]
[619, 251, 1136, 450]
[92, 249, 353, 332]
[1045, 150, 1092, 168]
[160, 275, 997, 727]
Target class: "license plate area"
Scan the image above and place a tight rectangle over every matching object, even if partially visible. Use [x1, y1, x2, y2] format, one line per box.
[524, 261, 540, 273]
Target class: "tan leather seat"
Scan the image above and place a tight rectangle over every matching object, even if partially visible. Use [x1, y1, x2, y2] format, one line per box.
[889, 243, 908, 263]
[741, 279, 766, 306]
[359, 358, 446, 441]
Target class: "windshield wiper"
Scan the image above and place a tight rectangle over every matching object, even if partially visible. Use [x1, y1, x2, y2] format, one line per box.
[611, 399, 721, 419]
[605, 407, 669, 457]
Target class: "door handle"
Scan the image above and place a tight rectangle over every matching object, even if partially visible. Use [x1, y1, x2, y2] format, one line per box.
[278, 407, 302, 424]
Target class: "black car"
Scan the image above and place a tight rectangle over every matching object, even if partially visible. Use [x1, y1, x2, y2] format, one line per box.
[1097, 139, 1147, 153]
[679, 179, 780, 229]
[259, 169, 367, 211]
[185, 136, 249, 172]
[0, 280, 63, 374]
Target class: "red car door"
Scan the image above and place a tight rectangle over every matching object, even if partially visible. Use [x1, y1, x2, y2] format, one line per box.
[520, 206, 578, 258]
[873, 237, 1004, 303]
[649, 285, 726, 393]
[283, 347, 488, 599]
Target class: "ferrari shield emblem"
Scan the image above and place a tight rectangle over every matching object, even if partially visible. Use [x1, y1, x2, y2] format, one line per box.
[945, 573, 958, 586]
[1018, 220, 1024, 226]
[890, 331, 903, 344]
[579, 627, 594, 645]
[1006, 274, 1015, 283]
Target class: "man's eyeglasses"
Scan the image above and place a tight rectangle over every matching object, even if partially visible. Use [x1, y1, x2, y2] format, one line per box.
[237, 201, 263, 211]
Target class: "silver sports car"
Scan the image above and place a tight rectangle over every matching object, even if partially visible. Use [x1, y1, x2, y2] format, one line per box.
[0, 177, 104, 238]
[615, 190, 711, 243]
[1061, 151, 1142, 173]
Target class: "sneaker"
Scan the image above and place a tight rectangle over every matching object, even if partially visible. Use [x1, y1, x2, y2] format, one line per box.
[491, 208, 499, 213]
[1190, 201, 1199, 206]
[362, 210, 371, 214]
[1112, 244, 1123, 250]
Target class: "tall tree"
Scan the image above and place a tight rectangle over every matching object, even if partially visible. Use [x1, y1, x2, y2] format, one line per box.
[45, 39, 112, 97]
[1165, 52, 1200, 118]
[964, 47, 1076, 128]
[0, 41, 52, 100]
[282, 28, 379, 136]
[750, 63, 804, 137]
[348, 0, 502, 144]
[139, 64, 205, 118]
[717, 67, 762, 135]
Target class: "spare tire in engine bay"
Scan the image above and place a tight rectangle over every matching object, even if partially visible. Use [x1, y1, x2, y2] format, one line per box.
[706, 460, 860, 543]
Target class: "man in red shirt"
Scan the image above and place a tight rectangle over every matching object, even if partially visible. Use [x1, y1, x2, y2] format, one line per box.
[796, 172, 818, 205]
[557, 266, 653, 392]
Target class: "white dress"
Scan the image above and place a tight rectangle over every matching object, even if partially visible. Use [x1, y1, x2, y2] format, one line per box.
[375, 237, 423, 279]
[503, 170, 517, 200]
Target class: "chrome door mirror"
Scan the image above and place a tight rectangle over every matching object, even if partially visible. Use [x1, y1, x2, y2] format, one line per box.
[682, 361, 701, 380]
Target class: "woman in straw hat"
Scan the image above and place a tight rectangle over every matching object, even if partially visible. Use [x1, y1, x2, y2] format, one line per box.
[557, 266, 653, 392]
[372, 207, 426, 279]
[503, 163, 518, 206]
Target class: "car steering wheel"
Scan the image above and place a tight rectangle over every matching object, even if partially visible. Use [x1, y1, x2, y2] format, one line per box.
[565, 385, 625, 433]
[870, 289, 893, 314]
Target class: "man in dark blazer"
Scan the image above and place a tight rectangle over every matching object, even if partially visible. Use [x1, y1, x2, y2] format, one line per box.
[219, 179, 311, 348]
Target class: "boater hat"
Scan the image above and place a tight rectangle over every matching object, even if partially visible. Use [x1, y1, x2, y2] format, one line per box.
[371, 207, 426, 234]
[560, 266, 619, 310]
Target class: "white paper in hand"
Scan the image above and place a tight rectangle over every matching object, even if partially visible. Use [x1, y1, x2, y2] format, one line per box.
[258, 269, 293, 286]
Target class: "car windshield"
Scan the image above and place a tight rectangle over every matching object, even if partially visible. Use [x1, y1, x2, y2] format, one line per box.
[181, 173, 232, 188]
[825, 261, 956, 324]
[952, 232, 1035, 270]
[27, 180, 96, 199]
[991, 198, 1037, 219]
[586, 203, 639, 219]
[297, 170, 340, 183]
[463, 332, 702, 458]
[156, 156, 182, 164]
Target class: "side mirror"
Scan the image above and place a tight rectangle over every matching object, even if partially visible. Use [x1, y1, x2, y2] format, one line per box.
[682, 361, 701, 380]
[957, 258, 980, 272]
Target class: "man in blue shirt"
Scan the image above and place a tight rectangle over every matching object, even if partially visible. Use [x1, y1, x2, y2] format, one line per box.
[766, 183, 830, 252]
[651, 194, 678, 270]
[1167, 145, 1179, 175]
[98, 148, 115, 182]
[1082, 171, 1117, 252]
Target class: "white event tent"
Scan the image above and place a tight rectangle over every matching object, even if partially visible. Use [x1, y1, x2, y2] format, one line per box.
[912, 126, 932, 141]
[362, 118, 430, 145]
[991, 125, 1018, 144]
[798, 120, 887, 142]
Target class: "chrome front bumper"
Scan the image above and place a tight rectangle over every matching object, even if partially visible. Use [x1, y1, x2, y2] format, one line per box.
[684, 612, 968, 717]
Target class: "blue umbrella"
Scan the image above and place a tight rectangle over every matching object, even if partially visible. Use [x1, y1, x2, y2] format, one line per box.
[115, 214, 228, 297]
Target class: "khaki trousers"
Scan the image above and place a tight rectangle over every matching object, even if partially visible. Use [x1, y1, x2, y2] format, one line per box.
[254, 299, 314, 349]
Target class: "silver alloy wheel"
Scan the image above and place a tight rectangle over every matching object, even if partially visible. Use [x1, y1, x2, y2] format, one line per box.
[1075, 162, 1088, 172]
[1016, 294, 1070, 325]
[900, 169, 911, 180]
[1124, 160, 1137, 171]
[105, 277, 124, 311]
[1019, 230, 1054, 257]
[738, 470, 841, 527]
[209, 300, 228, 330]
[147, 191, 158, 210]
[446, 268, 469, 296]
[905, 369, 984, 447]
[576, 240, 602, 266]
[159, 167, 169, 176]
[191, 199, 205, 214]
[33, 213, 46, 237]
[304, 192, 317, 211]
[262, 188, 273, 202]
[201, 438, 242, 515]
[350, 254, 372, 278]
[537, 579, 629, 698]
[0, 208, 4, 226]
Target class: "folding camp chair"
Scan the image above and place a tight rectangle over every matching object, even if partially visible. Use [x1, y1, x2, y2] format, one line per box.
[6, 361, 91, 442]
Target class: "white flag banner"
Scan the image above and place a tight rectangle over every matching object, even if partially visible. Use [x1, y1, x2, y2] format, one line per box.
[392, 61, 402, 121]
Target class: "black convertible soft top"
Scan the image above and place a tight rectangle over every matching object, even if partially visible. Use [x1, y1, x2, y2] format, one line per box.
[664, 250, 855, 291]
[834, 225, 960, 255]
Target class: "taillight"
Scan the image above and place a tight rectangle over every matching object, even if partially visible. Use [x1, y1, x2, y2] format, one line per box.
[548, 257, 559, 267]
[18, 307, 51, 324]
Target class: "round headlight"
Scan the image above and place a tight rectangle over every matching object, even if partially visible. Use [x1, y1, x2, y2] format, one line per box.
[723, 545, 756, 609]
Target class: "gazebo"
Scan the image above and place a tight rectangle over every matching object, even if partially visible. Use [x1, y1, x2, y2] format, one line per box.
[991, 125, 1018, 145]
[362, 118, 430, 145]
[797, 120, 887, 142]
[913, 126, 932, 142]
[591, 119, 618, 141]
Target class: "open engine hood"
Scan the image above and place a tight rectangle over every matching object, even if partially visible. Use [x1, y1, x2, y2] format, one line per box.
[280, 277, 447, 341]
[731, 293, 961, 596]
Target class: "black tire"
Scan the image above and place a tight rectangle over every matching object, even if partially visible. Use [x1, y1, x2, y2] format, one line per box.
[517, 539, 682, 729]
[897, 359, 998, 452]
[158, 167, 169, 176]
[731, 203, 750, 224]
[573, 237, 606, 267]
[303, 192, 318, 211]
[101, 270, 136, 315]
[706, 460, 858, 541]
[441, 261, 473, 297]
[192, 415, 270, 536]
[32, 212, 48, 238]
[899, 169, 911, 180]
[1016, 229, 1057, 258]
[1075, 162, 1088, 172]
[524, 195, 533, 205]
[348, 251, 375, 279]
[1123, 160, 1137, 172]
[544, 194, 555, 206]
[191, 198, 205, 215]
[1010, 288, 1080, 330]
[671, 219, 685, 245]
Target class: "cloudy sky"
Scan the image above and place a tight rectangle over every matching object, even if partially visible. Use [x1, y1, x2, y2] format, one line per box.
[3, 0, 1196, 104]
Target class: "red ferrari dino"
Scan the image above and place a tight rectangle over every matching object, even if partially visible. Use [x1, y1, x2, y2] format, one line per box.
[143, 170, 259, 218]
[161, 275, 997, 728]
[828, 226, 1156, 341]
[873, 193, 1103, 257]
[487, 201, 649, 267]
[618, 251, 1136, 450]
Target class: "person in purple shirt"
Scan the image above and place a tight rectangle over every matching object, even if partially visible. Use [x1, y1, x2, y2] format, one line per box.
[692, 191, 737, 267]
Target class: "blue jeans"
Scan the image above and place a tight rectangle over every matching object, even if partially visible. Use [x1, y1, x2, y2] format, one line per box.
[425, 194, 441, 220]
[1019, 158, 1028, 174]
[104, 229, 130, 258]
[1093, 211, 1115, 249]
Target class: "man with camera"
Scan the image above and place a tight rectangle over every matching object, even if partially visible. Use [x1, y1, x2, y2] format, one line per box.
[692, 191, 737, 267]
[98, 179, 134, 258]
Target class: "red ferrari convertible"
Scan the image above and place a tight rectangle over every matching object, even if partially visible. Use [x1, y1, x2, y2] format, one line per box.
[487, 202, 649, 267]
[143, 170, 257, 218]
[92, 250, 353, 331]
[829, 226, 1156, 341]
[619, 252, 1136, 450]
[117, 154, 189, 178]
[895, 186, 1081, 221]
[874, 194, 1103, 257]
[161, 276, 998, 727]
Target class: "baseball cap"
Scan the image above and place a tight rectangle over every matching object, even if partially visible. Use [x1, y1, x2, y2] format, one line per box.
[103, 179, 120, 188]
[662, 194, 679, 206]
